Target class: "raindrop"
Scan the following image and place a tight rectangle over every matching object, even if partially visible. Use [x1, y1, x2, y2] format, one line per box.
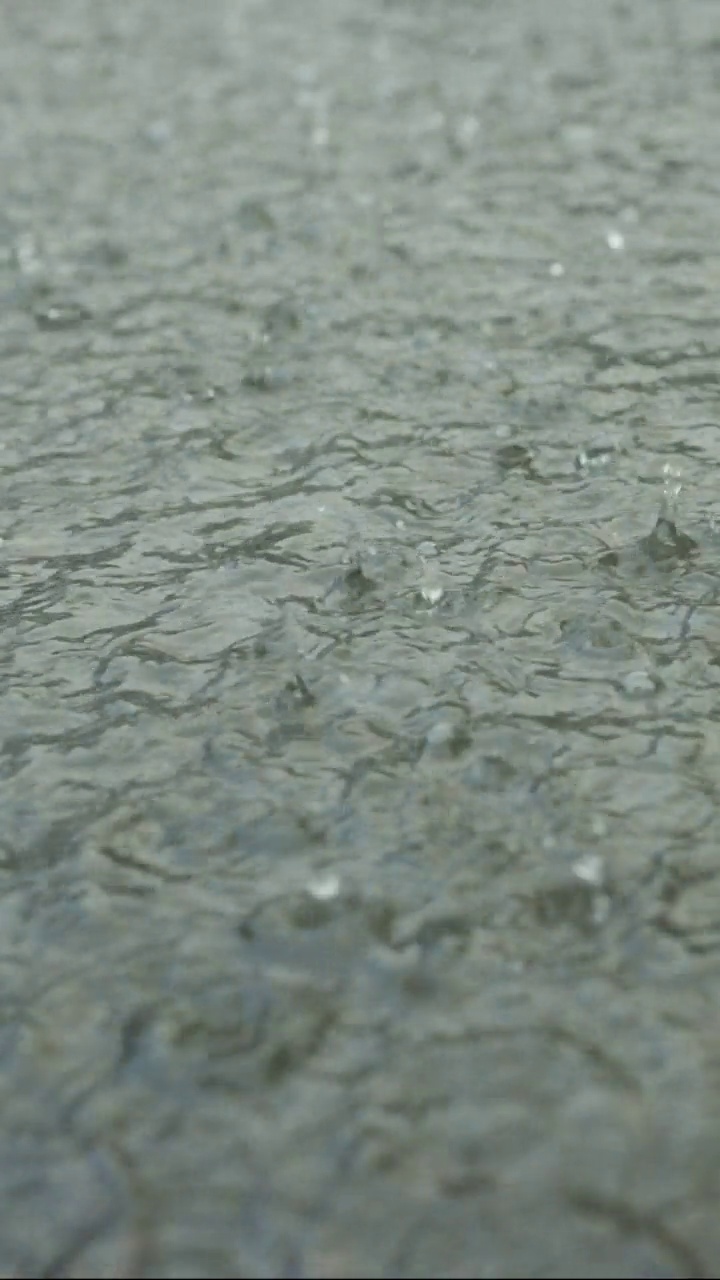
[574, 441, 617, 473]
[306, 872, 341, 902]
[34, 301, 92, 330]
[661, 461, 683, 520]
[420, 582, 444, 606]
[573, 854, 604, 886]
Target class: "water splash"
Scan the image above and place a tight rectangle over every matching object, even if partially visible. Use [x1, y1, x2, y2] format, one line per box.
[641, 460, 697, 562]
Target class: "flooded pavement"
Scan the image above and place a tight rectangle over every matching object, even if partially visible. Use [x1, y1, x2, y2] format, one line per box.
[2, 0, 720, 1274]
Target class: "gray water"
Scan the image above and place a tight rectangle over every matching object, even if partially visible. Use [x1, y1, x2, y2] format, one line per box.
[2, 1, 720, 1276]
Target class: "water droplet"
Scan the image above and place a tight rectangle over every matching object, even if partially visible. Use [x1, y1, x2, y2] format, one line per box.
[415, 540, 445, 605]
[14, 232, 42, 274]
[496, 442, 535, 474]
[453, 115, 480, 152]
[306, 872, 341, 901]
[573, 854, 604, 886]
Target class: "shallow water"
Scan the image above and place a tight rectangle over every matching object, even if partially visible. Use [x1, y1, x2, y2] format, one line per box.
[2, 1, 720, 1275]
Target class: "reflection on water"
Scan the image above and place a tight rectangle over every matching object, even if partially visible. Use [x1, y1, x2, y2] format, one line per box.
[1, 0, 720, 1275]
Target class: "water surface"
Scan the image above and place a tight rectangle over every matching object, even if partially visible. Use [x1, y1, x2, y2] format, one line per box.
[2, 2, 720, 1275]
